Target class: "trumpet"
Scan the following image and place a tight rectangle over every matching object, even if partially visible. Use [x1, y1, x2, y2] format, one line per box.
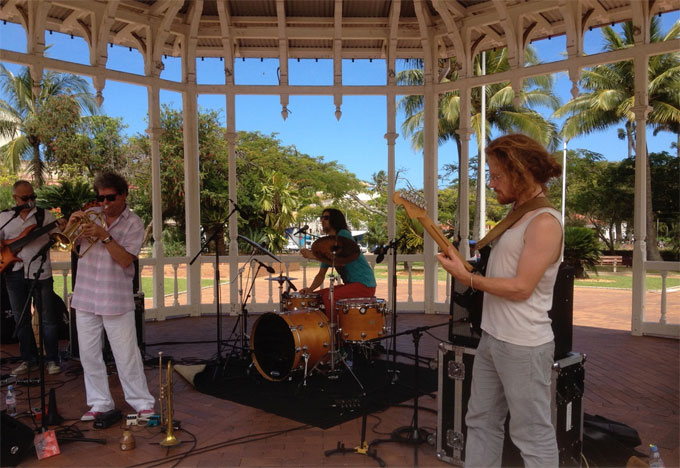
[159, 352, 180, 447]
[52, 209, 106, 257]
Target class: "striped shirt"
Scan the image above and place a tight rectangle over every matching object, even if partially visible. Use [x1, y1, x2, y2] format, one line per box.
[70, 206, 144, 315]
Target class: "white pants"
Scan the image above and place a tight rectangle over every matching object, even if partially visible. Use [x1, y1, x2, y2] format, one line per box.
[76, 310, 155, 413]
[465, 332, 557, 468]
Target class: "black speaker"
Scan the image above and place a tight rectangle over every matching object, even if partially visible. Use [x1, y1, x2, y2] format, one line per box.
[449, 262, 574, 360]
[1, 412, 35, 466]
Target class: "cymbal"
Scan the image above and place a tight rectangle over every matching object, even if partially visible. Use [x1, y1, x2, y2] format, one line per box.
[266, 275, 297, 282]
[311, 235, 360, 266]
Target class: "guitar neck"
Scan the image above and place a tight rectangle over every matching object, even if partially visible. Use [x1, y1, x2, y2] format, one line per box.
[415, 215, 474, 272]
[10, 221, 58, 254]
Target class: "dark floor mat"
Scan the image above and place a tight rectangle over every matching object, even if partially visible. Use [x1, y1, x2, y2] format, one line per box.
[194, 355, 437, 429]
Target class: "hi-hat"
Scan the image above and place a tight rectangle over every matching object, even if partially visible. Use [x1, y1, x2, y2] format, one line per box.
[266, 275, 297, 282]
[311, 236, 360, 266]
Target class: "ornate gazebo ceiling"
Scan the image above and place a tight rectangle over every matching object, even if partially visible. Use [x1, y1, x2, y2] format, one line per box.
[1, 0, 677, 64]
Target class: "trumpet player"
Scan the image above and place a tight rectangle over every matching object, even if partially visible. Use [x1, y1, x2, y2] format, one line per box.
[66, 172, 155, 422]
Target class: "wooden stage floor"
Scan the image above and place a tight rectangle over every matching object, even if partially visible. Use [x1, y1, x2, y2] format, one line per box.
[1, 287, 678, 468]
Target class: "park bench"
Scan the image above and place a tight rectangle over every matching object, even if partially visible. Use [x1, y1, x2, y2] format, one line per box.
[598, 255, 624, 272]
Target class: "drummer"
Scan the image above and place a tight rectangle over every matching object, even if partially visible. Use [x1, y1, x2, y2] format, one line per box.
[299, 208, 376, 320]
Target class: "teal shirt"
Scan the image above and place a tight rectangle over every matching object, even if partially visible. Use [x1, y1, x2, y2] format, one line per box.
[321, 229, 376, 288]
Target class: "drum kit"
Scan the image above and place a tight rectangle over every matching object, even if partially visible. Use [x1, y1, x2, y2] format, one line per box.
[249, 235, 388, 387]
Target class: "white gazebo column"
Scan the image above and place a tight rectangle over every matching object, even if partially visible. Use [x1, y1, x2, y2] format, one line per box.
[182, 76, 202, 316]
[385, 95, 398, 309]
[147, 86, 164, 319]
[457, 86, 472, 259]
[631, 55, 651, 336]
[422, 81, 438, 313]
[226, 96, 239, 315]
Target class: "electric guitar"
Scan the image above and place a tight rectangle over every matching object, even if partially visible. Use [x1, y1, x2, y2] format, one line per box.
[392, 191, 476, 272]
[0, 221, 59, 273]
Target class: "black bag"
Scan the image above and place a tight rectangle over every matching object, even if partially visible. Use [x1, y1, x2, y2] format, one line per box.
[583, 413, 645, 467]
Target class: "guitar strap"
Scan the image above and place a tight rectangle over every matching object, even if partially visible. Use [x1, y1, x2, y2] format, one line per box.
[474, 197, 555, 251]
[35, 207, 45, 228]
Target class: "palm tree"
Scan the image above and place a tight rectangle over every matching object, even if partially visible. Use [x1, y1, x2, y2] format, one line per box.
[554, 18, 680, 260]
[399, 48, 560, 238]
[0, 65, 98, 186]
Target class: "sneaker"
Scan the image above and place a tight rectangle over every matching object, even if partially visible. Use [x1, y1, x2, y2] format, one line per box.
[137, 409, 155, 419]
[81, 410, 102, 421]
[47, 361, 62, 375]
[11, 361, 39, 376]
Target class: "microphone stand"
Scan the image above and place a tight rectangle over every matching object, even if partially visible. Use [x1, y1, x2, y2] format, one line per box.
[12, 238, 53, 433]
[188, 206, 238, 363]
[379, 235, 405, 383]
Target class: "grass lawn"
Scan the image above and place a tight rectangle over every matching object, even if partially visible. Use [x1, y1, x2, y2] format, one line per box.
[374, 263, 679, 290]
[54, 276, 217, 300]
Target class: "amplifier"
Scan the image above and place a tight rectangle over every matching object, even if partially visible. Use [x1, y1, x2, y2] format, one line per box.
[449, 263, 574, 360]
[436, 343, 585, 467]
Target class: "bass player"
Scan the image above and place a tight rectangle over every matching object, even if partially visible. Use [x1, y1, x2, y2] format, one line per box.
[0, 180, 63, 376]
[437, 134, 563, 467]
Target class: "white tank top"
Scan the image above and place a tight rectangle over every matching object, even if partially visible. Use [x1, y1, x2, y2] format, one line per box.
[481, 207, 562, 346]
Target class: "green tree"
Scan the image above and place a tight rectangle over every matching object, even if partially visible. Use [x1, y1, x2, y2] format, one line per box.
[49, 115, 130, 178]
[0, 65, 98, 186]
[554, 18, 680, 260]
[399, 48, 560, 237]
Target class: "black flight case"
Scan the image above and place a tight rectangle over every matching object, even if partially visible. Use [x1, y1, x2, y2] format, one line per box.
[436, 343, 585, 467]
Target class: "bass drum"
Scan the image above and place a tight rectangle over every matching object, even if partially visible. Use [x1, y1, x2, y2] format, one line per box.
[250, 309, 330, 381]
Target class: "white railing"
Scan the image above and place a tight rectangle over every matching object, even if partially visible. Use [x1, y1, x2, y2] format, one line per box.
[640, 260, 680, 338]
[52, 253, 437, 319]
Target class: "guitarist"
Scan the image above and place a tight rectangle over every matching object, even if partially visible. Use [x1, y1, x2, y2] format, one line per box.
[0, 180, 63, 376]
[437, 134, 563, 468]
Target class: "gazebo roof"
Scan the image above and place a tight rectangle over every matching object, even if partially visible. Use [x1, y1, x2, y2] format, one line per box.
[2, 0, 677, 64]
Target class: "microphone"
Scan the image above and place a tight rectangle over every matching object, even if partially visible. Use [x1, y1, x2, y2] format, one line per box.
[373, 245, 386, 264]
[2, 204, 30, 213]
[255, 258, 276, 274]
[293, 225, 309, 235]
[30, 238, 56, 264]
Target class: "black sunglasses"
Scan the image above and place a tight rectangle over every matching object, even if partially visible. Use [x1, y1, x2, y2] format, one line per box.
[320, 215, 330, 220]
[18, 194, 37, 202]
[96, 194, 118, 202]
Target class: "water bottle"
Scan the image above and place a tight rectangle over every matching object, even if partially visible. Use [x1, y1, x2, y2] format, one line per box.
[5, 385, 17, 417]
[649, 444, 666, 468]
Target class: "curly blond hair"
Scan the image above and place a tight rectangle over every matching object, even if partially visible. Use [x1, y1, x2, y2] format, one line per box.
[485, 134, 562, 195]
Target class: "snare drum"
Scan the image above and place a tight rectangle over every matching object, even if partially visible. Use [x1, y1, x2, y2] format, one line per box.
[336, 297, 387, 342]
[283, 292, 321, 311]
[250, 309, 330, 381]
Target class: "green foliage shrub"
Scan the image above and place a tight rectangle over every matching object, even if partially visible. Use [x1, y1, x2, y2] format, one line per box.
[564, 226, 601, 278]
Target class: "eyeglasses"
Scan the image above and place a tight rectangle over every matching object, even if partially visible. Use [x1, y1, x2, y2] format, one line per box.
[96, 194, 118, 202]
[320, 215, 330, 220]
[488, 174, 503, 182]
[18, 194, 37, 201]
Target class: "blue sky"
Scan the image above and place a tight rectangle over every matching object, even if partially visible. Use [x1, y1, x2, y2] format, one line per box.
[1, 12, 677, 188]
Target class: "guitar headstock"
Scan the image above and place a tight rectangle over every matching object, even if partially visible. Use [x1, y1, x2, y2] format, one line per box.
[393, 190, 427, 219]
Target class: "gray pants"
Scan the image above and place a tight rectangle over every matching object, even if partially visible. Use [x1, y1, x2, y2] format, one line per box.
[465, 332, 557, 468]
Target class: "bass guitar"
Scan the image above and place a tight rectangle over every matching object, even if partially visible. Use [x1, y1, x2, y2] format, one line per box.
[0, 221, 59, 273]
